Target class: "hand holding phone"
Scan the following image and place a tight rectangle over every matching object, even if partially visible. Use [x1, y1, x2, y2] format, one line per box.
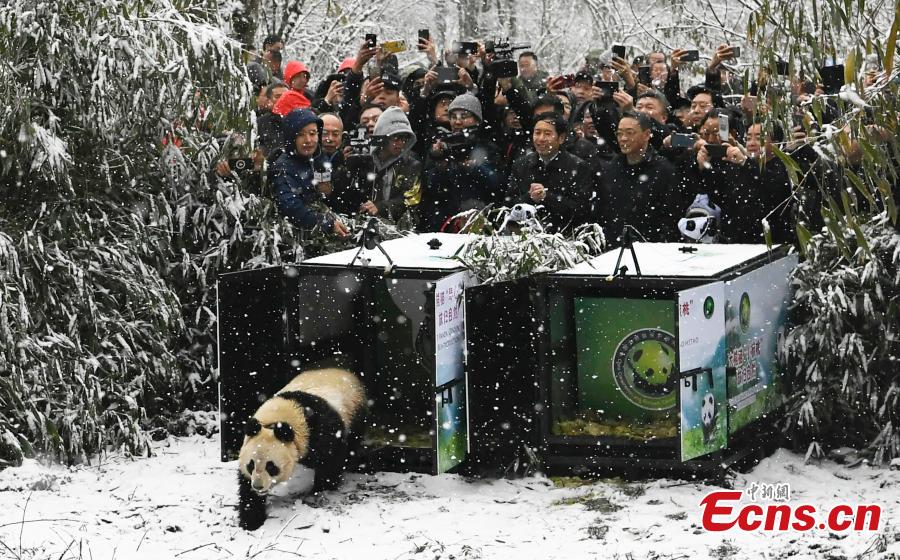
[718, 114, 730, 142]
[705, 143, 728, 160]
[638, 66, 651, 86]
[228, 157, 254, 173]
[418, 29, 430, 50]
[595, 80, 619, 97]
[436, 66, 459, 84]
[365, 33, 377, 49]
[671, 133, 695, 149]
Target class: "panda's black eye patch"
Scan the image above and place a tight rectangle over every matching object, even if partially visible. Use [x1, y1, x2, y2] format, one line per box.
[247, 460, 255, 473]
[265, 461, 280, 477]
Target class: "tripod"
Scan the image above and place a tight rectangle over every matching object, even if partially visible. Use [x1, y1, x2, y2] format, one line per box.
[348, 217, 396, 272]
[611, 224, 644, 277]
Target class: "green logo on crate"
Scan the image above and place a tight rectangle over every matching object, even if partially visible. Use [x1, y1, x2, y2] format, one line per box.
[703, 296, 715, 319]
[739, 292, 751, 333]
[612, 329, 677, 410]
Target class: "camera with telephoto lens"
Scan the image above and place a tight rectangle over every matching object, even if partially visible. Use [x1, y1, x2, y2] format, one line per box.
[483, 38, 532, 79]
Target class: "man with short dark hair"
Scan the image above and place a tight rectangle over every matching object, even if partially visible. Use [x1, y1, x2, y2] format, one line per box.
[358, 103, 384, 137]
[683, 85, 723, 131]
[505, 112, 591, 232]
[634, 90, 683, 150]
[598, 112, 683, 242]
[247, 34, 284, 90]
[518, 51, 546, 97]
[258, 80, 289, 157]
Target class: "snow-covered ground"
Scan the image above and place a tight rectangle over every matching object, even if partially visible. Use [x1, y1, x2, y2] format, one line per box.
[0, 435, 896, 560]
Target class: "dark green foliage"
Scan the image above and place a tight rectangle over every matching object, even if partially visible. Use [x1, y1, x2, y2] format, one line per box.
[0, 0, 254, 464]
[779, 217, 900, 464]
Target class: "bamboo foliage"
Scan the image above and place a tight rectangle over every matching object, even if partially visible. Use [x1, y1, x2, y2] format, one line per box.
[0, 0, 252, 465]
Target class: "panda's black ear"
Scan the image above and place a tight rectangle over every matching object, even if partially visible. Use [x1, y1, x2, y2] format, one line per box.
[273, 422, 294, 443]
[244, 417, 262, 437]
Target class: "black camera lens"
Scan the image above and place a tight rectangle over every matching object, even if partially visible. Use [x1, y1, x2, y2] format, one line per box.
[685, 220, 696, 231]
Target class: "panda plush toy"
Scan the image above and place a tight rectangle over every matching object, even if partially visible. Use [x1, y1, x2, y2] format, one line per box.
[237, 368, 367, 530]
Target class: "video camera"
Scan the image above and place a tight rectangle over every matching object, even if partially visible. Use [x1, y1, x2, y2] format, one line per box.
[484, 38, 531, 79]
[345, 126, 386, 159]
[436, 126, 477, 161]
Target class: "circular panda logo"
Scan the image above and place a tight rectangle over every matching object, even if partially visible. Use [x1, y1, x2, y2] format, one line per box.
[739, 292, 751, 333]
[612, 329, 677, 411]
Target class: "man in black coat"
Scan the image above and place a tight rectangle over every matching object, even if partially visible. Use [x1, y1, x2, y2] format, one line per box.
[680, 109, 754, 243]
[599, 112, 684, 243]
[731, 122, 794, 244]
[505, 112, 591, 233]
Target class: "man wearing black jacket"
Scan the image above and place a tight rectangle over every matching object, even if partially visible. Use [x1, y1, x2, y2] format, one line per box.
[731, 122, 794, 243]
[599, 112, 684, 243]
[505, 112, 591, 233]
[680, 109, 752, 242]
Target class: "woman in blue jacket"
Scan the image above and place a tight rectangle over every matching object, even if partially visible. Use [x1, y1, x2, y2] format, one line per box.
[269, 109, 349, 236]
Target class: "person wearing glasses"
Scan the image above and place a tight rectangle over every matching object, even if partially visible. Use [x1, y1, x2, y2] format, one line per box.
[420, 93, 501, 232]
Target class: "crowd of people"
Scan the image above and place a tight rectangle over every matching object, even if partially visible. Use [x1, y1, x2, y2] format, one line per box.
[217, 32, 892, 246]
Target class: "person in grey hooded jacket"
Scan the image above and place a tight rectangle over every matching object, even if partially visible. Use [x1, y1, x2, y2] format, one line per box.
[332, 106, 423, 228]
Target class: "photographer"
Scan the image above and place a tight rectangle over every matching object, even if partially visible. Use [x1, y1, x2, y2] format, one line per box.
[269, 109, 349, 237]
[332, 107, 422, 228]
[705, 44, 743, 95]
[420, 93, 501, 232]
[682, 85, 725, 131]
[311, 73, 347, 115]
[335, 41, 379, 128]
[213, 145, 265, 196]
[408, 82, 464, 161]
[505, 112, 591, 233]
[680, 108, 749, 242]
[247, 34, 284, 89]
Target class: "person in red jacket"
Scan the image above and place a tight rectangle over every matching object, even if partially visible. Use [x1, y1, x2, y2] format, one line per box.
[273, 60, 314, 116]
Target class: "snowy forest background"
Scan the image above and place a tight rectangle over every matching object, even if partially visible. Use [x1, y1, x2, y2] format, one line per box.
[0, 0, 897, 473]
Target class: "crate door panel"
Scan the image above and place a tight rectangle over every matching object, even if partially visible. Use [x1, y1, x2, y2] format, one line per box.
[677, 282, 727, 462]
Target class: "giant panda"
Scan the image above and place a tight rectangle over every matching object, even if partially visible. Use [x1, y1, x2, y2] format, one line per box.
[237, 368, 366, 530]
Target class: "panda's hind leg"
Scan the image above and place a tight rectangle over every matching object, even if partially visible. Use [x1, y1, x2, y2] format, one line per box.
[311, 447, 348, 493]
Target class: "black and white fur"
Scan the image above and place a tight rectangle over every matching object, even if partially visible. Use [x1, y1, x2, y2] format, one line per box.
[237, 368, 366, 530]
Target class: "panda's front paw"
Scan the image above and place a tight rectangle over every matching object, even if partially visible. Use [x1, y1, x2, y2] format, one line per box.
[238, 473, 267, 530]
[239, 509, 266, 531]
